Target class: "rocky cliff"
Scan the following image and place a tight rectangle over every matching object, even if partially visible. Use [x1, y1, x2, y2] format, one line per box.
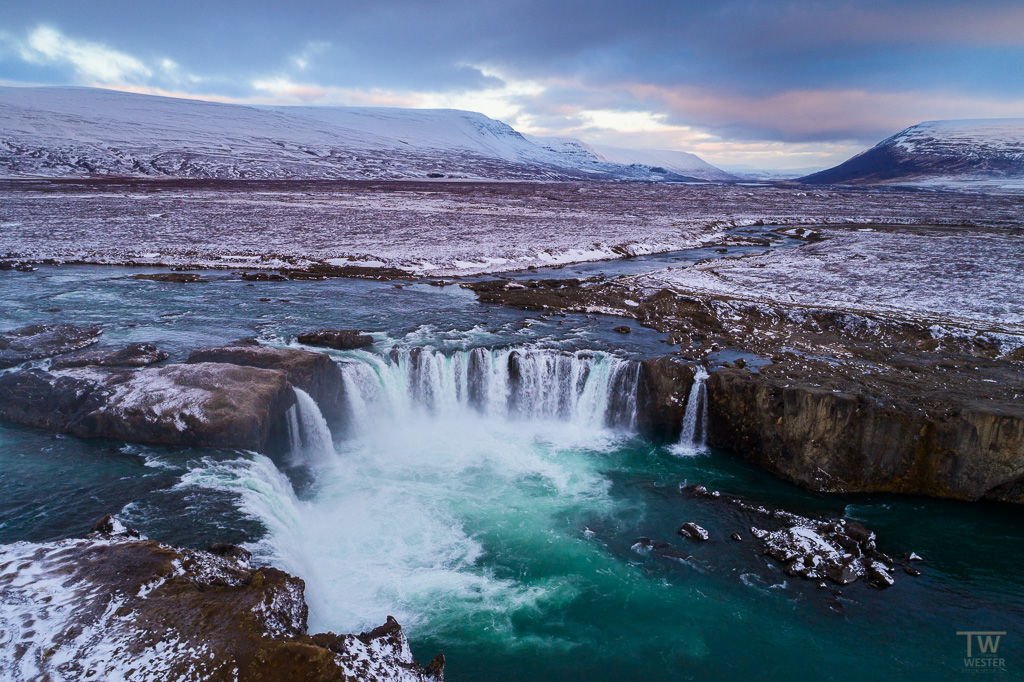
[707, 366, 1024, 502]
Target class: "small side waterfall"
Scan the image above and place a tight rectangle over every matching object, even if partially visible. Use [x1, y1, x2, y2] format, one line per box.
[285, 388, 336, 466]
[673, 366, 709, 455]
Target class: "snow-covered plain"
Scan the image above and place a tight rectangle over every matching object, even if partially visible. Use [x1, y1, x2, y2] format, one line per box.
[2, 180, 1022, 276]
[628, 225, 1024, 334]
[0, 86, 728, 182]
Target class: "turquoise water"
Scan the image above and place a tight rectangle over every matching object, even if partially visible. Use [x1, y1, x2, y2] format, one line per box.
[0, 264, 1022, 681]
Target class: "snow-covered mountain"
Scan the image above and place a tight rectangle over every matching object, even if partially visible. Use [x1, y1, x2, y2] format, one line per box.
[524, 135, 734, 181]
[0, 86, 731, 182]
[800, 119, 1024, 187]
[719, 165, 826, 181]
[589, 145, 736, 181]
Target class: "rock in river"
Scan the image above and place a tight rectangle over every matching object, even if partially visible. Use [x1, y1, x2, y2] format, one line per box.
[188, 344, 346, 429]
[677, 522, 710, 541]
[296, 329, 374, 350]
[0, 323, 102, 369]
[51, 342, 169, 369]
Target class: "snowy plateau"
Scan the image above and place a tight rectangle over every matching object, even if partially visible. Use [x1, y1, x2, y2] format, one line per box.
[0, 86, 733, 182]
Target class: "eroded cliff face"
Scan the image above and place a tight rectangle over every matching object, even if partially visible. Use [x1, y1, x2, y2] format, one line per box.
[0, 518, 445, 682]
[636, 357, 696, 441]
[707, 367, 1024, 502]
[187, 343, 348, 430]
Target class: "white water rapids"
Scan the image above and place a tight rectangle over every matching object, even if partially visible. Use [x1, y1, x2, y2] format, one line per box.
[177, 346, 658, 637]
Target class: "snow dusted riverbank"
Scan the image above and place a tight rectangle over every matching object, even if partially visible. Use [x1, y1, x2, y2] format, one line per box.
[2, 179, 1022, 277]
[628, 224, 1024, 335]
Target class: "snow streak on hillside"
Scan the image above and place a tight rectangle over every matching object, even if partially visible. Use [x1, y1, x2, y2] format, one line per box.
[0, 86, 730, 182]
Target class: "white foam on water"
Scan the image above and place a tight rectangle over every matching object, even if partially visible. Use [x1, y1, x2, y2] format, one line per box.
[177, 346, 645, 641]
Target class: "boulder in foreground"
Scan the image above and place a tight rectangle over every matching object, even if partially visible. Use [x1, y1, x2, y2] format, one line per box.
[0, 518, 444, 681]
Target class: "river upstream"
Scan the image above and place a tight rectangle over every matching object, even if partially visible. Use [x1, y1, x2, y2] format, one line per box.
[1, 235, 1022, 680]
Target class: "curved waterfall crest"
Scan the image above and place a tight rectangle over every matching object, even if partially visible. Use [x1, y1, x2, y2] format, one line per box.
[337, 345, 641, 431]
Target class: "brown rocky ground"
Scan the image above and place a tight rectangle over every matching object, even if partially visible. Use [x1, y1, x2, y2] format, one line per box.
[465, 224, 1024, 502]
[0, 516, 444, 681]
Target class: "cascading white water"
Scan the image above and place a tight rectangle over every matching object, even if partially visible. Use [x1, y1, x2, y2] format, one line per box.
[338, 346, 641, 433]
[179, 345, 645, 636]
[284, 388, 336, 466]
[672, 366, 709, 456]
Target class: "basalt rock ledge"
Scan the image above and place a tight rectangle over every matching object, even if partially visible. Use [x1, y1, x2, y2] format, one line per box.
[707, 367, 1024, 503]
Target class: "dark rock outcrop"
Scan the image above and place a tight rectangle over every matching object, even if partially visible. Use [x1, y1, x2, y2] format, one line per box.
[295, 329, 374, 350]
[241, 272, 289, 281]
[677, 522, 710, 541]
[706, 368, 1024, 502]
[0, 363, 295, 451]
[0, 520, 444, 680]
[187, 344, 345, 429]
[636, 357, 696, 441]
[681, 484, 906, 590]
[51, 342, 169, 369]
[0, 323, 102, 368]
[133, 272, 206, 282]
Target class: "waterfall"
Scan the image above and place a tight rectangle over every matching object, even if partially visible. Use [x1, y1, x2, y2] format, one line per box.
[285, 388, 336, 466]
[337, 346, 640, 432]
[673, 366, 709, 456]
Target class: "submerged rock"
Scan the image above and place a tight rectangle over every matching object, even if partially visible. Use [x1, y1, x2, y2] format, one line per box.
[241, 272, 289, 281]
[188, 344, 345, 429]
[630, 537, 691, 561]
[296, 329, 374, 350]
[677, 484, 915, 591]
[51, 342, 169, 369]
[133, 272, 206, 282]
[677, 522, 710, 541]
[0, 323, 102, 369]
[0, 520, 444, 681]
[0, 362, 295, 451]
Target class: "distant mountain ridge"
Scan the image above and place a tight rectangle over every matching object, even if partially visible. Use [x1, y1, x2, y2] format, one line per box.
[525, 135, 736, 182]
[801, 119, 1024, 187]
[0, 86, 732, 182]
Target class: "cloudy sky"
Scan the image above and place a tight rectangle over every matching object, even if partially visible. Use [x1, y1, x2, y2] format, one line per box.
[1, 0, 1022, 169]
